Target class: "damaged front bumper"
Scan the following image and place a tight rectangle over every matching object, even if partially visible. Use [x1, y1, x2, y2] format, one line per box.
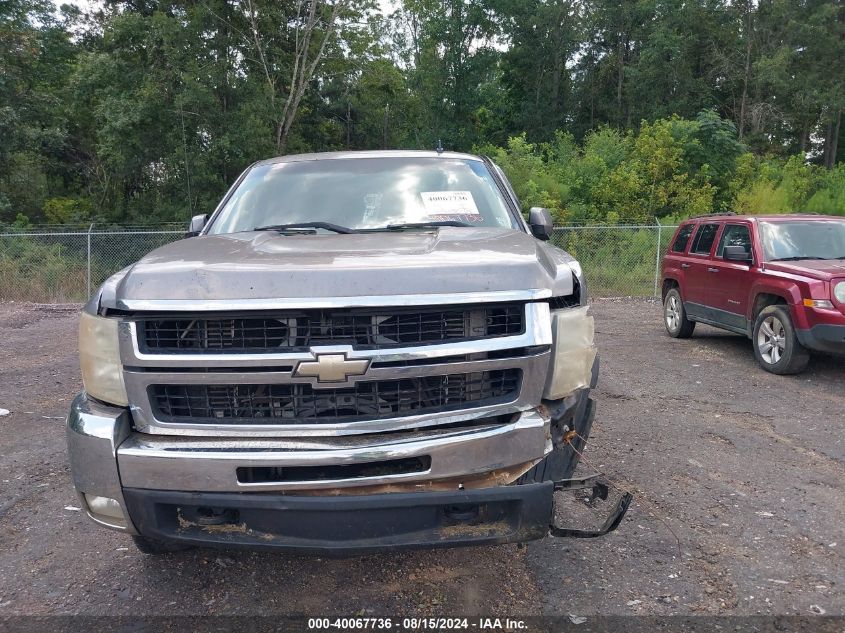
[66, 391, 631, 553]
[121, 474, 630, 554]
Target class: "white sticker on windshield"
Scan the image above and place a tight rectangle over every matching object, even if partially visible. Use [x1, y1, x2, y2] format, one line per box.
[420, 191, 482, 222]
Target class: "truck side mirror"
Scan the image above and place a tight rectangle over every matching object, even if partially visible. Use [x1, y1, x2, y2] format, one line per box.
[528, 207, 553, 241]
[186, 214, 209, 238]
[724, 245, 752, 262]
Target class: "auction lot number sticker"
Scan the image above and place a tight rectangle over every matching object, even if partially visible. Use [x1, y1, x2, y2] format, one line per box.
[419, 190, 484, 223]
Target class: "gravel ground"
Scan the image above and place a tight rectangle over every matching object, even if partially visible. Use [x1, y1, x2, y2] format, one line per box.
[0, 299, 842, 618]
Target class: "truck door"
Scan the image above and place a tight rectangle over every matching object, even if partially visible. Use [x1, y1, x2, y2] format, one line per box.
[682, 222, 720, 319]
[706, 222, 754, 333]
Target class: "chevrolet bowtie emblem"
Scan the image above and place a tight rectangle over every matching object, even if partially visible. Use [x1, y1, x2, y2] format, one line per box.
[294, 353, 370, 383]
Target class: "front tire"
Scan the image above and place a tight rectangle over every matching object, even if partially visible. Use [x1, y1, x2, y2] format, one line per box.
[752, 306, 810, 375]
[516, 398, 596, 484]
[664, 288, 695, 338]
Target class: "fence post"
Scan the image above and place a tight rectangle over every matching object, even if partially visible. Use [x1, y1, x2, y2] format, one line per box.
[86, 222, 94, 298]
[653, 218, 662, 298]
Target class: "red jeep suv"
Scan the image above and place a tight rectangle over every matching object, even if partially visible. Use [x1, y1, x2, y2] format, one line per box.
[661, 214, 845, 374]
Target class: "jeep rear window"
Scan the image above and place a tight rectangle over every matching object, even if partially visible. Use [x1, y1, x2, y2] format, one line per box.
[690, 223, 719, 255]
[208, 157, 519, 234]
[671, 224, 694, 252]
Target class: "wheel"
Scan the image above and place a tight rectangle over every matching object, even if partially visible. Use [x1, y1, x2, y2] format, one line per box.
[663, 288, 695, 338]
[516, 398, 595, 484]
[131, 535, 191, 555]
[752, 305, 810, 375]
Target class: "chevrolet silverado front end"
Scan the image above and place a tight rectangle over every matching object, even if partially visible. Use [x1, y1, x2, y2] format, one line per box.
[66, 151, 630, 554]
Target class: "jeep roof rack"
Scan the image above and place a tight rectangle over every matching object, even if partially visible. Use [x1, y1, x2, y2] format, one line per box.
[692, 211, 737, 218]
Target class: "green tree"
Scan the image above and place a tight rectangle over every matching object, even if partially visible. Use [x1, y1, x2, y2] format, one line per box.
[0, 0, 78, 222]
[394, 0, 502, 150]
[496, 0, 580, 140]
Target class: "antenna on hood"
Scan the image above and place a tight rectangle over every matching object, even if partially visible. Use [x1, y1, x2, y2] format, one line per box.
[435, 139, 444, 154]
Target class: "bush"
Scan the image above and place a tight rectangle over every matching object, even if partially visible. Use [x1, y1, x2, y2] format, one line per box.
[0, 236, 88, 301]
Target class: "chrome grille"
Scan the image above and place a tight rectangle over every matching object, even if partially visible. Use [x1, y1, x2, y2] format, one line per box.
[149, 370, 521, 424]
[138, 304, 524, 353]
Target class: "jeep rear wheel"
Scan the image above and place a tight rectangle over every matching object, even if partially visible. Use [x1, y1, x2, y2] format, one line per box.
[752, 306, 810, 375]
[663, 288, 695, 338]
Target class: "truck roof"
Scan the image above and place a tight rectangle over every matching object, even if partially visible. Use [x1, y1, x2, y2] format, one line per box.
[256, 150, 484, 165]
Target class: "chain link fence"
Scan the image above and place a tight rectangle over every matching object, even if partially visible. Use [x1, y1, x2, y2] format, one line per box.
[0, 224, 677, 303]
[550, 224, 677, 297]
[0, 226, 184, 302]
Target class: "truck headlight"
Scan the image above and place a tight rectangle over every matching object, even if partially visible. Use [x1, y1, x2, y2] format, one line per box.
[835, 282, 845, 304]
[543, 305, 598, 400]
[79, 311, 128, 406]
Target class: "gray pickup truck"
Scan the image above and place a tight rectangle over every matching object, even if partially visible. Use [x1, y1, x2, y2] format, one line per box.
[67, 150, 630, 554]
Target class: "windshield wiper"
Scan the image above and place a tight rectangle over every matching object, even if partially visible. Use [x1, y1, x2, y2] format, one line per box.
[769, 256, 832, 262]
[253, 222, 358, 234]
[372, 221, 473, 231]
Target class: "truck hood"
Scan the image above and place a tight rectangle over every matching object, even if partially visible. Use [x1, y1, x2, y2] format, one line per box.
[99, 227, 577, 308]
[764, 260, 845, 282]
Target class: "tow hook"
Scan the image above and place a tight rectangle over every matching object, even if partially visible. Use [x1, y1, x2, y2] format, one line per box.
[548, 474, 633, 538]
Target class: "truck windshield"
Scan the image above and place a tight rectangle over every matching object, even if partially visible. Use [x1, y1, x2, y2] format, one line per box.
[207, 157, 518, 234]
[760, 220, 845, 261]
